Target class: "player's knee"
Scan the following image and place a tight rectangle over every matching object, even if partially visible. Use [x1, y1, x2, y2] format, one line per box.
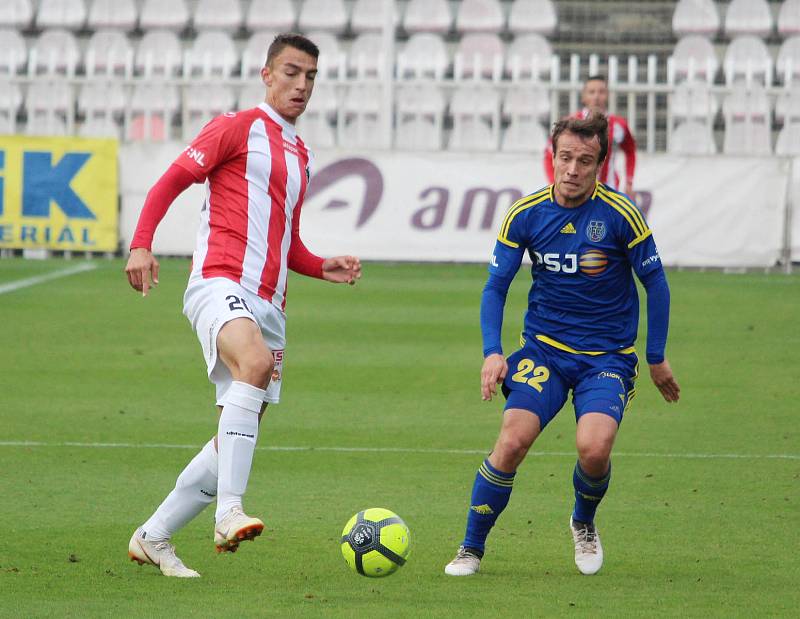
[495, 433, 533, 469]
[577, 442, 611, 475]
[238, 350, 274, 388]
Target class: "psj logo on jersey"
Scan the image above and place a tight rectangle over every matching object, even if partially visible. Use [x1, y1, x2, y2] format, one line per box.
[0, 136, 118, 251]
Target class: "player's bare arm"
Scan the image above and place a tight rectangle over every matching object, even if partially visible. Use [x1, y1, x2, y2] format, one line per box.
[322, 255, 362, 285]
[649, 359, 680, 403]
[125, 247, 160, 296]
[481, 353, 508, 401]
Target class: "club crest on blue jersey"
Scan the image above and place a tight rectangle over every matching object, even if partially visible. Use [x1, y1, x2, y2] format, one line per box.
[586, 220, 607, 243]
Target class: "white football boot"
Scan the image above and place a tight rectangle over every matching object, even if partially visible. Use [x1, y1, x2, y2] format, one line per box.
[128, 528, 200, 578]
[570, 517, 603, 575]
[444, 546, 482, 576]
[214, 507, 264, 553]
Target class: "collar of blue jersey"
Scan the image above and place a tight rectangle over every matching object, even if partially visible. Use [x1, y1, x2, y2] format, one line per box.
[257, 102, 297, 137]
[549, 181, 600, 206]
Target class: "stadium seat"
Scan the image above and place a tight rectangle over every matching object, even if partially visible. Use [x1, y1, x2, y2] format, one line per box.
[669, 120, 717, 154]
[722, 83, 772, 154]
[85, 30, 133, 77]
[128, 84, 179, 141]
[505, 33, 553, 81]
[501, 118, 547, 153]
[193, 0, 242, 33]
[237, 82, 266, 110]
[670, 80, 719, 119]
[778, 0, 800, 37]
[36, 0, 86, 30]
[350, 0, 395, 33]
[723, 36, 772, 85]
[0, 0, 33, 28]
[725, 0, 773, 38]
[86, 0, 136, 30]
[395, 84, 446, 150]
[139, 0, 189, 31]
[78, 81, 125, 138]
[182, 83, 236, 139]
[403, 0, 451, 34]
[348, 33, 385, 78]
[448, 86, 501, 151]
[0, 29, 27, 75]
[135, 30, 183, 77]
[297, 82, 338, 148]
[775, 120, 800, 154]
[397, 33, 449, 80]
[503, 85, 550, 122]
[670, 35, 719, 82]
[776, 36, 800, 83]
[298, 0, 347, 34]
[241, 30, 277, 78]
[455, 0, 504, 34]
[30, 29, 80, 76]
[246, 0, 295, 32]
[341, 83, 384, 148]
[672, 0, 719, 36]
[306, 31, 346, 79]
[25, 79, 73, 136]
[0, 79, 22, 133]
[454, 33, 505, 82]
[186, 30, 239, 78]
[507, 0, 557, 36]
[775, 85, 800, 121]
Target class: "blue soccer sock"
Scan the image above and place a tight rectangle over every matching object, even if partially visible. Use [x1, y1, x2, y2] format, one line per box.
[572, 461, 611, 525]
[462, 459, 516, 553]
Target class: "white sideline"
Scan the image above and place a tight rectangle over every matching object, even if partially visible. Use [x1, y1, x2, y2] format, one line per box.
[0, 263, 97, 295]
[0, 441, 797, 460]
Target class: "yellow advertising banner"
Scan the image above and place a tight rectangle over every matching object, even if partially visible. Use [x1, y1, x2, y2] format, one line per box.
[0, 135, 118, 251]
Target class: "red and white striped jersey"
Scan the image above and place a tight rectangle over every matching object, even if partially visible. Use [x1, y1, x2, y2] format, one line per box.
[174, 103, 313, 311]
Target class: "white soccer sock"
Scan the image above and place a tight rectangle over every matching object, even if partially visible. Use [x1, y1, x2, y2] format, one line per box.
[141, 438, 218, 541]
[215, 381, 265, 522]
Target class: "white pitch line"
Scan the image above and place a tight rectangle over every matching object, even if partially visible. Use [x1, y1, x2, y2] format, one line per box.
[0, 441, 797, 460]
[0, 263, 97, 295]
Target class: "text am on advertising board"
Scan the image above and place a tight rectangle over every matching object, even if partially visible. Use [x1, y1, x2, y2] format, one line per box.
[0, 136, 118, 251]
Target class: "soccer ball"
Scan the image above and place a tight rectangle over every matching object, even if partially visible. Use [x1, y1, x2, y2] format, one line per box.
[340, 508, 410, 577]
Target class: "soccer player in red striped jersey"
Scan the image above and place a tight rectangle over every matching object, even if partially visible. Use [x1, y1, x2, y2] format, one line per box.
[544, 75, 637, 196]
[125, 33, 361, 577]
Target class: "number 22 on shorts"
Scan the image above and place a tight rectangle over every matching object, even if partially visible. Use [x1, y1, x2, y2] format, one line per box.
[511, 359, 550, 392]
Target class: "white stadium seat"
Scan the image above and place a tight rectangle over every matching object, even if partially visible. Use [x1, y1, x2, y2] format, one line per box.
[403, 0, 451, 34]
[135, 30, 183, 77]
[670, 80, 718, 119]
[777, 36, 800, 82]
[455, 0, 504, 34]
[246, 0, 295, 32]
[454, 33, 505, 81]
[0, 29, 27, 75]
[30, 29, 80, 76]
[298, 0, 347, 34]
[448, 86, 501, 151]
[139, 0, 189, 31]
[182, 83, 236, 139]
[86, 0, 136, 30]
[306, 31, 346, 79]
[241, 30, 277, 78]
[193, 0, 242, 33]
[348, 33, 385, 78]
[186, 30, 239, 78]
[297, 82, 338, 148]
[778, 0, 800, 37]
[672, 0, 719, 37]
[508, 0, 557, 36]
[85, 30, 133, 77]
[78, 81, 125, 139]
[775, 86, 800, 121]
[722, 83, 772, 155]
[775, 120, 800, 154]
[26, 79, 73, 136]
[237, 82, 266, 110]
[350, 0, 395, 33]
[128, 84, 179, 141]
[503, 85, 550, 122]
[341, 83, 384, 148]
[0, 0, 33, 28]
[670, 35, 719, 82]
[395, 84, 446, 150]
[724, 0, 773, 38]
[723, 36, 772, 85]
[501, 118, 547, 153]
[505, 33, 553, 80]
[669, 120, 717, 154]
[397, 33, 449, 80]
[36, 0, 86, 30]
[0, 79, 23, 133]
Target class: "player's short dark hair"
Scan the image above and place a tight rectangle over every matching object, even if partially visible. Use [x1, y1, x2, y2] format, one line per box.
[551, 112, 609, 164]
[585, 74, 607, 84]
[266, 33, 319, 67]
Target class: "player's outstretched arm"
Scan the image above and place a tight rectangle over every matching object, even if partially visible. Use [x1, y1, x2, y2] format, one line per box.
[649, 359, 680, 403]
[125, 248, 160, 297]
[321, 256, 362, 285]
[481, 353, 508, 401]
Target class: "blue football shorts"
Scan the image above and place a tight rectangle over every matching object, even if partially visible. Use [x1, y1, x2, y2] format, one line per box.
[501, 336, 639, 429]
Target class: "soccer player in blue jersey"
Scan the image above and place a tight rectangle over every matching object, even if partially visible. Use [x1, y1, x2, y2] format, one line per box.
[444, 112, 680, 577]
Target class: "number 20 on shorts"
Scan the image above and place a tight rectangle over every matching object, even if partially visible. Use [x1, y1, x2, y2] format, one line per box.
[511, 359, 550, 392]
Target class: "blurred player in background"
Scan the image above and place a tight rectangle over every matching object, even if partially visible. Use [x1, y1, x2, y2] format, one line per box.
[445, 113, 678, 577]
[124, 33, 361, 577]
[544, 75, 637, 196]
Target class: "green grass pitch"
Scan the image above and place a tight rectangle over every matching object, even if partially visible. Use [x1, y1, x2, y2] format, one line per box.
[0, 258, 798, 617]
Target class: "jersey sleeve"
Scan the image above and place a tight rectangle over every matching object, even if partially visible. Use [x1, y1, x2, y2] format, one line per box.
[616, 118, 637, 184]
[173, 113, 241, 182]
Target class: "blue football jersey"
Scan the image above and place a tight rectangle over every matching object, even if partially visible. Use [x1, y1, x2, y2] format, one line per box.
[489, 182, 664, 353]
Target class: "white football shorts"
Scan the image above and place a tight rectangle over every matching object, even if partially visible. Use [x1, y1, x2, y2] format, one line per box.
[183, 277, 286, 406]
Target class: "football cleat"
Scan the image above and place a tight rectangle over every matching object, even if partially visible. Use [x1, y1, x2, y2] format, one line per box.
[570, 517, 604, 575]
[128, 528, 200, 578]
[214, 507, 264, 553]
[444, 545, 482, 576]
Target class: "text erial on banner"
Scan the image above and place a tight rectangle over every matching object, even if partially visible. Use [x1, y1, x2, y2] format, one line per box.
[0, 136, 119, 251]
